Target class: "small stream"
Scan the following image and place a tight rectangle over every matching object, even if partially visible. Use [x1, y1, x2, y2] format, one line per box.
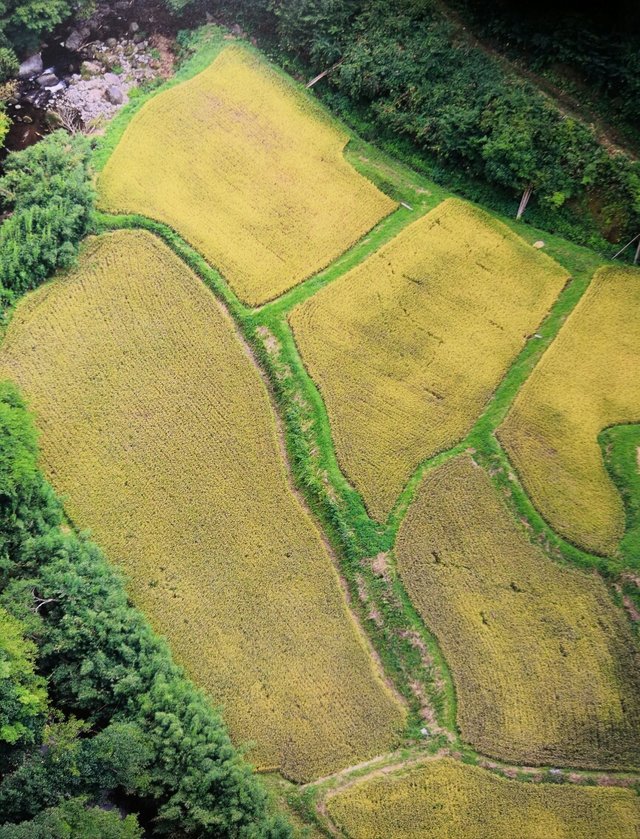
[2, 0, 183, 158]
[4, 43, 81, 157]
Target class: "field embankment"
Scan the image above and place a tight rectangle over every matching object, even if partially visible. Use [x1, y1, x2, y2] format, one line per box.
[498, 266, 640, 556]
[395, 455, 640, 768]
[0, 229, 405, 782]
[289, 198, 568, 520]
[325, 757, 640, 838]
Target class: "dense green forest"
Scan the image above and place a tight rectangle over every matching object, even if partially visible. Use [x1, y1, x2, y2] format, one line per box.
[1, 0, 639, 249]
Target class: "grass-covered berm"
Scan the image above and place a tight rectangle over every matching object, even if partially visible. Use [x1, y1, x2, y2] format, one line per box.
[326, 758, 640, 839]
[499, 266, 640, 557]
[0, 229, 405, 782]
[289, 198, 568, 521]
[395, 455, 640, 768]
[97, 44, 395, 306]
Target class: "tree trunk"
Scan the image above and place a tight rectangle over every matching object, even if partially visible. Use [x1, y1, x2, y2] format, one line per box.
[516, 184, 533, 220]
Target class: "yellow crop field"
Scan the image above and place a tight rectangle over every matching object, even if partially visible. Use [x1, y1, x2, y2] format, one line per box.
[498, 266, 640, 556]
[395, 455, 640, 768]
[326, 758, 640, 839]
[0, 230, 404, 782]
[289, 198, 568, 521]
[97, 45, 395, 306]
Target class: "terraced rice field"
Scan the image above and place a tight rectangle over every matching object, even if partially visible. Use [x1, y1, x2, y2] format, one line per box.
[326, 758, 640, 839]
[0, 229, 404, 782]
[498, 266, 640, 556]
[97, 45, 395, 306]
[395, 455, 640, 768]
[289, 198, 568, 521]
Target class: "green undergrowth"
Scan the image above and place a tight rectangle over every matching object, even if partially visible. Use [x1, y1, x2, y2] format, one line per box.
[601, 425, 640, 568]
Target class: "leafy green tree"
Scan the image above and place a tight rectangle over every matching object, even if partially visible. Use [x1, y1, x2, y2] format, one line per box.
[0, 797, 142, 839]
[0, 607, 47, 749]
[0, 131, 95, 301]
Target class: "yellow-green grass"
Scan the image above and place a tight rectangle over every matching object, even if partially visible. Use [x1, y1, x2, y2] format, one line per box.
[289, 198, 568, 521]
[326, 758, 640, 839]
[498, 266, 640, 556]
[395, 455, 640, 768]
[0, 230, 404, 782]
[97, 45, 395, 306]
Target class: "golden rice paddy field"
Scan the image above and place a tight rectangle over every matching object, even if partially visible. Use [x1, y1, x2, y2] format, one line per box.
[0, 229, 405, 782]
[326, 758, 640, 839]
[395, 455, 640, 768]
[498, 266, 640, 556]
[289, 198, 568, 521]
[97, 45, 395, 306]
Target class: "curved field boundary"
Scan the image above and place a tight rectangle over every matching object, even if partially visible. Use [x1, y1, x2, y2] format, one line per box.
[323, 757, 640, 839]
[288, 197, 570, 521]
[0, 229, 405, 783]
[396, 455, 640, 769]
[498, 266, 640, 557]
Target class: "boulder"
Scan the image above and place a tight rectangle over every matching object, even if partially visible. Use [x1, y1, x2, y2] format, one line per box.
[65, 28, 89, 51]
[105, 84, 124, 105]
[18, 53, 43, 79]
[81, 60, 102, 77]
[129, 21, 139, 33]
[36, 72, 59, 87]
[103, 72, 121, 85]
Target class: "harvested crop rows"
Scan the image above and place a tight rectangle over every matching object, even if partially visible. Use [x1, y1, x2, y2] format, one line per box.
[0, 229, 405, 782]
[326, 758, 640, 839]
[97, 45, 395, 306]
[289, 198, 568, 521]
[395, 455, 640, 768]
[498, 266, 640, 556]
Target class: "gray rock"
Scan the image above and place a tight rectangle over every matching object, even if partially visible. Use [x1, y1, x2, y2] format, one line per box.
[129, 21, 139, 33]
[103, 72, 121, 85]
[81, 60, 101, 77]
[37, 72, 59, 87]
[18, 53, 43, 79]
[65, 29, 88, 51]
[105, 84, 124, 105]
[106, 37, 117, 48]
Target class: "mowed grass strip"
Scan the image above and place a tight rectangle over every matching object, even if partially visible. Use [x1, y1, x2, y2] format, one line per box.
[498, 266, 640, 556]
[395, 455, 640, 768]
[0, 230, 404, 782]
[289, 198, 568, 521]
[97, 45, 395, 306]
[326, 758, 640, 839]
